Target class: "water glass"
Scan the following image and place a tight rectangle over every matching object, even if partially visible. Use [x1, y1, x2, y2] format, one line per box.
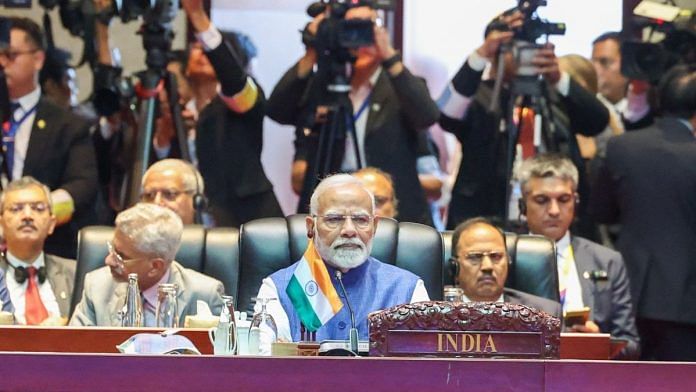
[248, 298, 278, 356]
[156, 283, 179, 328]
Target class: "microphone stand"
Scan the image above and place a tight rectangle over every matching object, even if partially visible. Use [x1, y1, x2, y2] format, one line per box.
[335, 271, 359, 356]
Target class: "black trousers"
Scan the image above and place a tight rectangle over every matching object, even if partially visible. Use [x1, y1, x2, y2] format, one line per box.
[637, 318, 696, 361]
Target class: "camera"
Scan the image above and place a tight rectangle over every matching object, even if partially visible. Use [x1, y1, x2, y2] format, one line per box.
[621, 1, 695, 83]
[487, 0, 566, 44]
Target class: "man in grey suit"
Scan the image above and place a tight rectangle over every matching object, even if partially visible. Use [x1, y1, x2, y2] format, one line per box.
[451, 217, 561, 319]
[0, 177, 75, 325]
[0, 269, 14, 314]
[517, 153, 639, 359]
[70, 203, 224, 327]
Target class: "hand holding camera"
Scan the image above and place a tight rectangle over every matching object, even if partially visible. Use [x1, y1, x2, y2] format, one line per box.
[531, 43, 561, 85]
[182, 0, 211, 33]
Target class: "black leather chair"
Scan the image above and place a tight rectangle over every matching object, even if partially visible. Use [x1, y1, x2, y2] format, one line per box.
[71, 225, 239, 316]
[237, 215, 444, 313]
[441, 231, 560, 302]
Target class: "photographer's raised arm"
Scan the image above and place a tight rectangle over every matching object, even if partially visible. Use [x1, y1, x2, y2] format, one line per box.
[183, 0, 259, 114]
[437, 18, 516, 134]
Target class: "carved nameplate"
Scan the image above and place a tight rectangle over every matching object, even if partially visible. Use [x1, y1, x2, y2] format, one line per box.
[385, 330, 543, 358]
[369, 301, 560, 359]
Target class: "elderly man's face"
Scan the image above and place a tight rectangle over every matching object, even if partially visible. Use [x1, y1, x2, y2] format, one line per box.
[141, 168, 195, 225]
[523, 177, 576, 242]
[455, 224, 508, 302]
[106, 230, 163, 290]
[0, 185, 55, 251]
[307, 183, 377, 271]
[354, 172, 395, 218]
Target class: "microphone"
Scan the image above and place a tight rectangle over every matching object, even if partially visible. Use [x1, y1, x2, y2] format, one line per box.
[335, 270, 359, 355]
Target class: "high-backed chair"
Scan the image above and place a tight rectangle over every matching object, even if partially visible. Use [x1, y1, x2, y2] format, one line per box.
[441, 231, 560, 302]
[237, 215, 444, 313]
[71, 225, 239, 316]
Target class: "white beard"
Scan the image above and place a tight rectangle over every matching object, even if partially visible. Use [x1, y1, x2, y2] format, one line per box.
[314, 232, 372, 270]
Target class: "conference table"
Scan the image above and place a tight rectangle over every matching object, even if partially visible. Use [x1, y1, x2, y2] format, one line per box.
[1, 327, 695, 391]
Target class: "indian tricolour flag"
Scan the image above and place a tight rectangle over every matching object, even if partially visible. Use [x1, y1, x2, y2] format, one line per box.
[286, 240, 344, 331]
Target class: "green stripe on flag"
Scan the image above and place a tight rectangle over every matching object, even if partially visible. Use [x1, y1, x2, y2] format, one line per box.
[287, 275, 323, 331]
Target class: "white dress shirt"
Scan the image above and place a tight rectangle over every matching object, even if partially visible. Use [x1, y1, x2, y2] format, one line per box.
[10, 87, 41, 180]
[341, 69, 382, 172]
[5, 251, 60, 325]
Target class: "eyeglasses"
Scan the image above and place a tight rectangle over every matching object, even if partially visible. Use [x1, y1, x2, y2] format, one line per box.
[457, 251, 506, 266]
[3, 202, 49, 214]
[314, 214, 373, 229]
[0, 49, 39, 63]
[140, 189, 192, 203]
[106, 241, 140, 269]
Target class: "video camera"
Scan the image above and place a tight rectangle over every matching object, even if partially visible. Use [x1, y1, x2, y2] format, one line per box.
[488, 0, 566, 44]
[621, 0, 695, 84]
[304, 0, 394, 66]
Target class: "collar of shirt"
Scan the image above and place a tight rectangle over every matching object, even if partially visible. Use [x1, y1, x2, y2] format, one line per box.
[6, 251, 45, 270]
[141, 268, 172, 307]
[462, 293, 505, 303]
[12, 87, 41, 119]
[556, 231, 571, 257]
[350, 68, 381, 105]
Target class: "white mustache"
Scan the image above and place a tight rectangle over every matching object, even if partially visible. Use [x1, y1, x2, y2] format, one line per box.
[331, 238, 365, 250]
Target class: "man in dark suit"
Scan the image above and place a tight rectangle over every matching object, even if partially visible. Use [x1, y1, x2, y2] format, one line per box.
[0, 177, 75, 325]
[518, 153, 639, 359]
[2, 17, 97, 258]
[591, 65, 696, 361]
[437, 11, 608, 232]
[451, 217, 561, 319]
[267, 5, 440, 226]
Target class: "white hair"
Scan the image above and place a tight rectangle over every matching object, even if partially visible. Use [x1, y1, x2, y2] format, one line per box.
[0, 176, 53, 212]
[309, 174, 375, 215]
[143, 159, 205, 194]
[516, 154, 579, 194]
[115, 203, 183, 261]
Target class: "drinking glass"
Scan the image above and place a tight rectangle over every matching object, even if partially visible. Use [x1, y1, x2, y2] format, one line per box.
[248, 298, 278, 356]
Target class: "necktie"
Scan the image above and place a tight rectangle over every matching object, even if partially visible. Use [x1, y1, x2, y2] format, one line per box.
[25, 267, 49, 325]
[557, 246, 574, 311]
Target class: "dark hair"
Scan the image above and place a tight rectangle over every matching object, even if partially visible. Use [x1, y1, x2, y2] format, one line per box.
[39, 47, 72, 87]
[657, 64, 696, 119]
[9, 17, 46, 51]
[592, 31, 623, 47]
[451, 217, 506, 256]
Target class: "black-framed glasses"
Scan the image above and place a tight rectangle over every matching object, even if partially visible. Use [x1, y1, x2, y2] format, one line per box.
[4, 202, 49, 214]
[314, 214, 373, 229]
[0, 49, 39, 62]
[457, 251, 506, 266]
[140, 189, 193, 203]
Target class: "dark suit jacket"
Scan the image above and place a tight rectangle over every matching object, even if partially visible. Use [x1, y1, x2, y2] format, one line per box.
[196, 88, 284, 227]
[0, 254, 75, 319]
[439, 63, 609, 229]
[590, 117, 696, 325]
[24, 97, 98, 258]
[571, 236, 640, 359]
[504, 287, 561, 319]
[267, 63, 440, 225]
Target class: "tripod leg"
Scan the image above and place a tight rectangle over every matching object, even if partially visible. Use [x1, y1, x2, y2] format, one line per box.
[163, 71, 192, 162]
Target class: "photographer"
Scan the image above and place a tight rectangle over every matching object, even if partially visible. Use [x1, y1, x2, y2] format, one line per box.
[267, 4, 440, 226]
[181, 0, 283, 227]
[437, 10, 609, 232]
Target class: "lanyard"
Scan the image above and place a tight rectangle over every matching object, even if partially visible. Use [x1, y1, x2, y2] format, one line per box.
[353, 91, 373, 122]
[3, 104, 38, 141]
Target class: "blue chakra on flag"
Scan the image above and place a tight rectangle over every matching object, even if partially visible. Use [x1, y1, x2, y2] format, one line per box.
[305, 280, 318, 296]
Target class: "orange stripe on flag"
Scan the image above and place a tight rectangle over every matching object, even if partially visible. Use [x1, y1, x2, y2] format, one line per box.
[304, 241, 344, 314]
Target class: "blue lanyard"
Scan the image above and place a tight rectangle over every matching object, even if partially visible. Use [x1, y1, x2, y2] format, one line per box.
[353, 91, 373, 122]
[3, 104, 38, 141]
